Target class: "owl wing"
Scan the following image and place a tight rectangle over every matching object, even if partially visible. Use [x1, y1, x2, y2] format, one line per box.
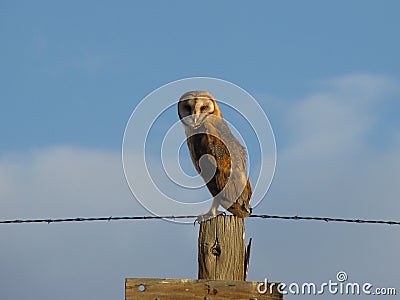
[207, 120, 252, 217]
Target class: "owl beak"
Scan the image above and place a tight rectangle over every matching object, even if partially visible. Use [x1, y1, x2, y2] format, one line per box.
[193, 114, 201, 127]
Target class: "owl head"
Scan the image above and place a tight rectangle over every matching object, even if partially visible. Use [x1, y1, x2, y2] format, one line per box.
[178, 91, 222, 129]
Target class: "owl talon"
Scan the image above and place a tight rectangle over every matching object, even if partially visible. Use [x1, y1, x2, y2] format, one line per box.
[195, 210, 225, 223]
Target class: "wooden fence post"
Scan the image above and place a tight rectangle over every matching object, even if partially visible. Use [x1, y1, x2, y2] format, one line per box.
[126, 214, 283, 299]
[198, 215, 251, 281]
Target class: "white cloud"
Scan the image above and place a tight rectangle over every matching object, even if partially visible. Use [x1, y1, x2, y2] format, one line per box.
[322, 73, 398, 103]
[0, 146, 142, 219]
[0, 146, 198, 300]
[263, 74, 400, 217]
[252, 74, 400, 299]
[283, 74, 399, 159]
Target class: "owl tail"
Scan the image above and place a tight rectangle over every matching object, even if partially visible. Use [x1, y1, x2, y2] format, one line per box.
[227, 203, 252, 218]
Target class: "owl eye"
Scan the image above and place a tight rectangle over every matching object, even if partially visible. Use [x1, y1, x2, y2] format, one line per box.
[200, 105, 208, 112]
[184, 104, 191, 111]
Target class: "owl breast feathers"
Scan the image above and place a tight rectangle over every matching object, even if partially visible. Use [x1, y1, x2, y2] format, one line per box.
[178, 91, 252, 220]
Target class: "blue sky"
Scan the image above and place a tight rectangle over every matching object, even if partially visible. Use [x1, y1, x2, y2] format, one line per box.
[1, 1, 400, 300]
[2, 1, 399, 153]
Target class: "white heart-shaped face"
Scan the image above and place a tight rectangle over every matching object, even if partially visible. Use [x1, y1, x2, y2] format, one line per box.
[178, 97, 215, 128]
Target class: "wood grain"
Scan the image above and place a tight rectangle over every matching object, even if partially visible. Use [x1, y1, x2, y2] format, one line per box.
[198, 215, 246, 280]
[126, 278, 283, 300]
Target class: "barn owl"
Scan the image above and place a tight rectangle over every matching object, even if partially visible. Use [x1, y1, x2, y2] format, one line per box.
[178, 91, 252, 222]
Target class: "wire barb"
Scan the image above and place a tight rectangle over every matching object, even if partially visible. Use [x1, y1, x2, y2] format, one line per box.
[0, 214, 399, 226]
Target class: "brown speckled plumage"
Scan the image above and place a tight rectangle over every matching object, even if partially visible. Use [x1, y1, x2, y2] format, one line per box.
[178, 91, 252, 219]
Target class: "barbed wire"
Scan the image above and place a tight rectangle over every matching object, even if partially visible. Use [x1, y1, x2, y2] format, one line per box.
[0, 214, 399, 226]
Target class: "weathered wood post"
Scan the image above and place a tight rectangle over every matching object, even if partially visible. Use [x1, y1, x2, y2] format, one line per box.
[198, 215, 251, 280]
[126, 214, 283, 299]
